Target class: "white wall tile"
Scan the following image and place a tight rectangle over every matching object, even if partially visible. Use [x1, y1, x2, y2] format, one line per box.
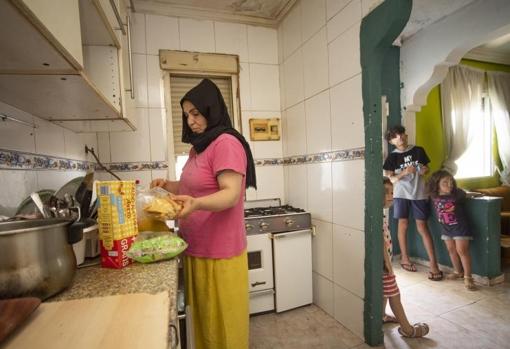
[305, 91, 331, 154]
[362, 0, 384, 17]
[332, 160, 364, 230]
[255, 165, 285, 201]
[334, 284, 364, 337]
[327, 0, 362, 43]
[0, 102, 37, 152]
[239, 62, 252, 110]
[116, 170, 152, 185]
[328, 23, 361, 87]
[37, 171, 85, 192]
[249, 64, 280, 111]
[214, 22, 248, 62]
[326, 0, 352, 20]
[131, 12, 146, 54]
[151, 169, 168, 183]
[282, 1, 302, 60]
[64, 130, 96, 161]
[284, 102, 306, 156]
[245, 187, 257, 201]
[333, 224, 364, 297]
[283, 49, 304, 108]
[247, 26, 278, 64]
[240, 111, 254, 152]
[301, 0, 327, 42]
[133, 54, 148, 107]
[109, 108, 151, 162]
[313, 272, 334, 316]
[34, 119, 66, 157]
[96, 132, 111, 163]
[312, 219, 333, 279]
[330, 74, 364, 150]
[145, 14, 180, 55]
[286, 164, 307, 210]
[179, 18, 215, 53]
[278, 64, 286, 111]
[147, 55, 165, 108]
[0, 170, 38, 216]
[281, 109, 288, 156]
[149, 108, 167, 161]
[307, 162, 332, 222]
[277, 25, 285, 65]
[302, 28, 329, 99]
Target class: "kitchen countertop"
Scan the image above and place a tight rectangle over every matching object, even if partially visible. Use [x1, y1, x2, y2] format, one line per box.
[46, 258, 179, 346]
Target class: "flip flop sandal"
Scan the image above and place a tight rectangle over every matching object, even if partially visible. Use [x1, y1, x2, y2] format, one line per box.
[400, 263, 417, 272]
[398, 323, 430, 338]
[446, 272, 463, 280]
[428, 270, 443, 281]
[464, 276, 477, 291]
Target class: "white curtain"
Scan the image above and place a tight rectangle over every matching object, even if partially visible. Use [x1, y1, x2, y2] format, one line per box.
[440, 65, 485, 174]
[488, 71, 510, 186]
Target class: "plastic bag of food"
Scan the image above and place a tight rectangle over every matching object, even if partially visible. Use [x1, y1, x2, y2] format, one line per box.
[126, 232, 188, 263]
[136, 187, 182, 231]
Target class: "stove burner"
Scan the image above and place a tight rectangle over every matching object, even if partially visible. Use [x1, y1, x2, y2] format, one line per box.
[244, 205, 305, 217]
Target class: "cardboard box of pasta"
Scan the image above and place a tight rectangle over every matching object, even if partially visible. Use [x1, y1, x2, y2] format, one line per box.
[96, 180, 138, 268]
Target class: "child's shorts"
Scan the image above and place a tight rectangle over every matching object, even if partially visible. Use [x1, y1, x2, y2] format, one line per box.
[383, 273, 400, 297]
[441, 235, 473, 241]
[393, 198, 429, 220]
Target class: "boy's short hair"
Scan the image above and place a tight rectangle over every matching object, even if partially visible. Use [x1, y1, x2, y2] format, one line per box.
[385, 125, 406, 142]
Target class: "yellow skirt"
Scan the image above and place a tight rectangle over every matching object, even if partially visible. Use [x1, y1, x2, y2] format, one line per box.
[184, 251, 249, 349]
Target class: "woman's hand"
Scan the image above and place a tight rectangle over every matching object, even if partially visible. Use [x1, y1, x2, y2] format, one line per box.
[173, 194, 199, 219]
[150, 178, 180, 194]
[150, 178, 167, 188]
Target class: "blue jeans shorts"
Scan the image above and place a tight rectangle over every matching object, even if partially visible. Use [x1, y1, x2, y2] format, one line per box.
[393, 198, 429, 220]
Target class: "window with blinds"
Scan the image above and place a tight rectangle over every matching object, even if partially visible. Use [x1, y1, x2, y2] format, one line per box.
[170, 75, 234, 156]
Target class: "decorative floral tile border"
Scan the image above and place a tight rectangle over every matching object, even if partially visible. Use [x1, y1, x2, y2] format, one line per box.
[257, 147, 365, 166]
[107, 161, 169, 172]
[0, 147, 364, 172]
[0, 148, 93, 171]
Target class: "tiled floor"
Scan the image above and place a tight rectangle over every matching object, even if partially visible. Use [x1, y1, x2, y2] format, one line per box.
[250, 263, 510, 348]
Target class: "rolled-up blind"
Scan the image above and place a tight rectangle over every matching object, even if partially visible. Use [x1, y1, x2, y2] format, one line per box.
[170, 76, 233, 155]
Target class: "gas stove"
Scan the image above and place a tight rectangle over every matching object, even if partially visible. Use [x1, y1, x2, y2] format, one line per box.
[244, 203, 311, 234]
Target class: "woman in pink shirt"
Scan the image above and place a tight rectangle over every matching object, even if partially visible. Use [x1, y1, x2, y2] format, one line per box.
[152, 79, 256, 349]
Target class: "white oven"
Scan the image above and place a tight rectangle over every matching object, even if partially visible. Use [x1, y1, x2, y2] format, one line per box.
[247, 233, 274, 314]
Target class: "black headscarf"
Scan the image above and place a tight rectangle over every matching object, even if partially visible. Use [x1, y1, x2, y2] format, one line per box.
[180, 79, 257, 189]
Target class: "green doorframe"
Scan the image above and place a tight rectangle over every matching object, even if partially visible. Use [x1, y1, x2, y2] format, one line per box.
[360, 0, 412, 345]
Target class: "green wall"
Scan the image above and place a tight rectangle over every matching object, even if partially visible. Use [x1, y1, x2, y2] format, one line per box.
[415, 59, 510, 189]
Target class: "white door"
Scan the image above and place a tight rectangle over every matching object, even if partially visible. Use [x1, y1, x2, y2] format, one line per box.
[273, 229, 313, 312]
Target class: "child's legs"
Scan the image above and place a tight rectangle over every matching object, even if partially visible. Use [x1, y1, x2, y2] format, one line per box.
[393, 199, 411, 262]
[412, 200, 439, 271]
[398, 218, 410, 262]
[455, 239, 472, 277]
[415, 219, 439, 270]
[388, 294, 413, 333]
[444, 238, 463, 273]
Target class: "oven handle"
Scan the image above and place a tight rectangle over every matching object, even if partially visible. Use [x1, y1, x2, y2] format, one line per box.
[270, 229, 312, 239]
[250, 289, 275, 296]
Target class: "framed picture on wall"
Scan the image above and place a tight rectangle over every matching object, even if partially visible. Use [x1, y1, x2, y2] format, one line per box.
[249, 118, 280, 141]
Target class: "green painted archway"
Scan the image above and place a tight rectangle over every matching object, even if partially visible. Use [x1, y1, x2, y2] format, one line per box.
[360, 0, 412, 345]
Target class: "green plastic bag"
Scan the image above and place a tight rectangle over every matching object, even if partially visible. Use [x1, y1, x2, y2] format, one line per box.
[127, 233, 188, 263]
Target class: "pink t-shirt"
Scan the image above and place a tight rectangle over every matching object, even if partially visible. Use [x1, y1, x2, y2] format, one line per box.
[178, 134, 247, 259]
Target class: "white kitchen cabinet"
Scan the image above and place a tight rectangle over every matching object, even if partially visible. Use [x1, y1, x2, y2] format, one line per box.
[0, 0, 136, 133]
[21, 0, 84, 69]
[273, 229, 313, 312]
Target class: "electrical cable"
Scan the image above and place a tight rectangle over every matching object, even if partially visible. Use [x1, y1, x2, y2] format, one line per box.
[85, 146, 121, 180]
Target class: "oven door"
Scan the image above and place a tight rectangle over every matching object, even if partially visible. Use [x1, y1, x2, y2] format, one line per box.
[246, 233, 273, 292]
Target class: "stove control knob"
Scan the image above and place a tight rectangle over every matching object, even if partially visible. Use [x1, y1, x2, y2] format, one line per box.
[285, 218, 295, 227]
[259, 222, 269, 230]
[245, 223, 254, 232]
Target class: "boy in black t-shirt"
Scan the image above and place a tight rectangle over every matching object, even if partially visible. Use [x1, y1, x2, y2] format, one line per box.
[383, 125, 442, 281]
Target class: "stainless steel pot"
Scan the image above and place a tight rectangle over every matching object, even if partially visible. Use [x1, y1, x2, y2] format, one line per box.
[0, 219, 77, 300]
